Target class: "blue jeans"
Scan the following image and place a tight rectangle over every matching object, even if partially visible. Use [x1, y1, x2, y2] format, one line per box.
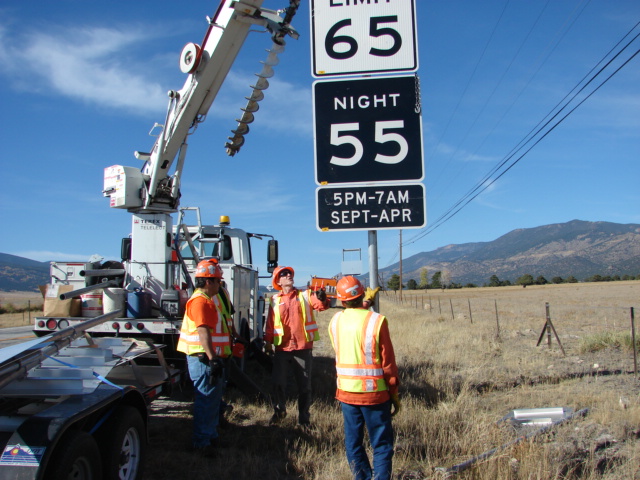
[340, 401, 394, 480]
[187, 355, 226, 448]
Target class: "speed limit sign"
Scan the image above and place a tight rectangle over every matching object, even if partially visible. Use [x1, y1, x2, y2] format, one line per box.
[314, 75, 424, 185]
[310, 0, 418, 77]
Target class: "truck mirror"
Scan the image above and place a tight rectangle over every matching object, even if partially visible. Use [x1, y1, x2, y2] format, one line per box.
[121, 238, 132, 262]
[267, 240, 278, 273]
[267, 240, 278, 263]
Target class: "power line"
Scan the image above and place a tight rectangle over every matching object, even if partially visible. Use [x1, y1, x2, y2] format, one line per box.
[403, 22, 640, 249]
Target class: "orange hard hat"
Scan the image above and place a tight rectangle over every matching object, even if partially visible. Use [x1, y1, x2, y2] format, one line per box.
[195, 259, 223, 278]
[336, 276, 365, 301]
[272, 266, 294, 291]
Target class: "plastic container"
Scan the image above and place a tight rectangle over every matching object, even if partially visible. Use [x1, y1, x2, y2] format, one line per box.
[81, 290, 103, 317]
[103, 288, 127, 316]
[160, 289, 182, 318]
[127, 289, 152, 318]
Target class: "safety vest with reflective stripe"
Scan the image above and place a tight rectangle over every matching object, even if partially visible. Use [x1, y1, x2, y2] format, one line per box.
[177, 290, 231, 356]
[216, 286, 233, 334]
[328, 309, 387, 393]
[270, 290, 319, 346]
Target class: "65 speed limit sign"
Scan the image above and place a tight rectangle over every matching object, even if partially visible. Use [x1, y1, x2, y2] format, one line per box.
[314, 75, 424, 185]
[311, 0, 418, 77]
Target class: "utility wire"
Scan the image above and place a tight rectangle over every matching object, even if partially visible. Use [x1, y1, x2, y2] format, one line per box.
[405, 36, 640, 245]
[403, 22, 640, 249]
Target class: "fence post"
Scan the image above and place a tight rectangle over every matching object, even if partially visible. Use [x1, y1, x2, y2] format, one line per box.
[494, 300, 500, 339]
[546, 303, 552, 348]
[438, 298, 442, 315]
[449, 299, 454, 320]
[468, 299, 473, 324]
[631, 307, 637, 379]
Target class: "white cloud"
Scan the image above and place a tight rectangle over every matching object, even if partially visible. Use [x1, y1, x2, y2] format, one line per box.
[0, 19, 313, 133]
[12, 251, 109, 263]
[0, 24, 170, 116]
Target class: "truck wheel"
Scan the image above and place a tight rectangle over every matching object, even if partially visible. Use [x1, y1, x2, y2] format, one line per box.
[45, 430, 103, 480]
[96, 405, 146, 480]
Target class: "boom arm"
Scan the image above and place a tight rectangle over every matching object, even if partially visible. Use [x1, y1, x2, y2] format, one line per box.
[103, 0, 300, 214]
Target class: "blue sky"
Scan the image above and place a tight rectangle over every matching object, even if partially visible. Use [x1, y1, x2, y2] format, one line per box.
[1, 1, 639, 285]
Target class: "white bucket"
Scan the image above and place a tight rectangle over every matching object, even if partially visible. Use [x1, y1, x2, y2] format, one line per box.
[81, 289, 103, 317]
[103, 288, 127, 316]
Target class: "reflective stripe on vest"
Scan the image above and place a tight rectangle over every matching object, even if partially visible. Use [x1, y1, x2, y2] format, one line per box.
[270, 290, 319, 346]
[329, 309, 387, 393]
[177, 290, 231, 356]
[215, 287, 234, 335]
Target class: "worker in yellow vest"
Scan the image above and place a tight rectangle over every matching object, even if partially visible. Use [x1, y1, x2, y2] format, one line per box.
[177, 259, 231, 455]
[329, 276, 400, 480]
[264, 266, 329, 428]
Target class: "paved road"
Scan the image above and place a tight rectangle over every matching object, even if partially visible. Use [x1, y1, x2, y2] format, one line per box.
[0, 325, 37, 349]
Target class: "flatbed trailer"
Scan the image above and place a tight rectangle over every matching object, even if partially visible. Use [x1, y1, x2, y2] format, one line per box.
[0, 311, 181, 480]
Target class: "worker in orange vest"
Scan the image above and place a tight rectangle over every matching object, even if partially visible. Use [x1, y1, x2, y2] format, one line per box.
[177, 259, 231, 455]
[329, 276, 400, 480]
[264, 266, 329, 428]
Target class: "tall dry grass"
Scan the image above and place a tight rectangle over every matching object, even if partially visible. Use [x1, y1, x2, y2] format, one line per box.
[142, 282, 640, 478]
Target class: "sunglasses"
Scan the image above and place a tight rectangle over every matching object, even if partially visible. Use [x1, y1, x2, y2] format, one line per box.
[279, 270, 293, 278]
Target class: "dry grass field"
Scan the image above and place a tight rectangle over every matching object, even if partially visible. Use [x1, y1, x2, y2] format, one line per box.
[0, 290, 42, 328]
[142, 281, 640, 480]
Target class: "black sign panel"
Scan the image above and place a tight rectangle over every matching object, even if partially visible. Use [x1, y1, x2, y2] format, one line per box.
[316, 183, 426, 231]
[314, 75, 424, 185]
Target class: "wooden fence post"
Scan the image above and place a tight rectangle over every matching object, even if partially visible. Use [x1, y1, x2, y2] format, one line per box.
[468, 299, 473, 324]
[631, 307, 637, 379]
[494, 300, 500, 339]
[449, 299, 454, 320]
[536, 303, 566, 356]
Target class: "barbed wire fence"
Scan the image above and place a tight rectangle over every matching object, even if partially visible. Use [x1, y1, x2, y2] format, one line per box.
[380, 290, 639, 378]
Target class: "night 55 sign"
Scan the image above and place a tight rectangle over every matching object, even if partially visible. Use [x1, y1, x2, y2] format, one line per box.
[314, 75, 424, 185]
[311, 0, 418, 77]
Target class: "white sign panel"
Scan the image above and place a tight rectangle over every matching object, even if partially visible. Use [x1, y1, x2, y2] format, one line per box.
[311, 0, 418, 77]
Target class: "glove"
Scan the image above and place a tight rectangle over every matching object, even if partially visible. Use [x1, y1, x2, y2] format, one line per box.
[208, 358, 224, 383]
[364, 287, 380, 306]
[234, 336, 250, 347]
[264, 342, 274, 355]
[315, 288, 327, 302]
[390, 393, 401, 417]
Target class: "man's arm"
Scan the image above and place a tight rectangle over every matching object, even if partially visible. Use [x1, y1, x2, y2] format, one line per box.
[263, 301, 276, 344]
[379, 320, 399, 395]
[197, 325, 216, 360]
[309, 290, 330, 311]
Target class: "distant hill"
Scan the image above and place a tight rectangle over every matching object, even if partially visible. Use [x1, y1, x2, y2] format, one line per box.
[0, 253, 50, 292]
[370, 220, 640, 286]
[3, 220, 640, 291]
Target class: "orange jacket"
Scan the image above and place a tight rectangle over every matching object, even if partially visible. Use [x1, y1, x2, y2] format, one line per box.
[264, 289, 328, 351]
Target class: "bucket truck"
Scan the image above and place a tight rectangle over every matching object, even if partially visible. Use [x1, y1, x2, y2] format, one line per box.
[33, 0, 302, 358]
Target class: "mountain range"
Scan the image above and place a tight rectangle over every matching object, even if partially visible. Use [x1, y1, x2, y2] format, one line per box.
[372, 220, 640, 286]
[1, 220, 639, 292]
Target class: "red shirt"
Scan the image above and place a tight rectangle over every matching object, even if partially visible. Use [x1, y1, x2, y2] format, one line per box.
[264, 289, 328, 351]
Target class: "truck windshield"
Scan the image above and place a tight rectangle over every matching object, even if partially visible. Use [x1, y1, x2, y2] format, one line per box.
[178, 235, 233, 261]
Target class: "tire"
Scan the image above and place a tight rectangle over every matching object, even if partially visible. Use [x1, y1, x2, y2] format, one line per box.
[44, 430, 102, 480]
[95, 405, 146, 480]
